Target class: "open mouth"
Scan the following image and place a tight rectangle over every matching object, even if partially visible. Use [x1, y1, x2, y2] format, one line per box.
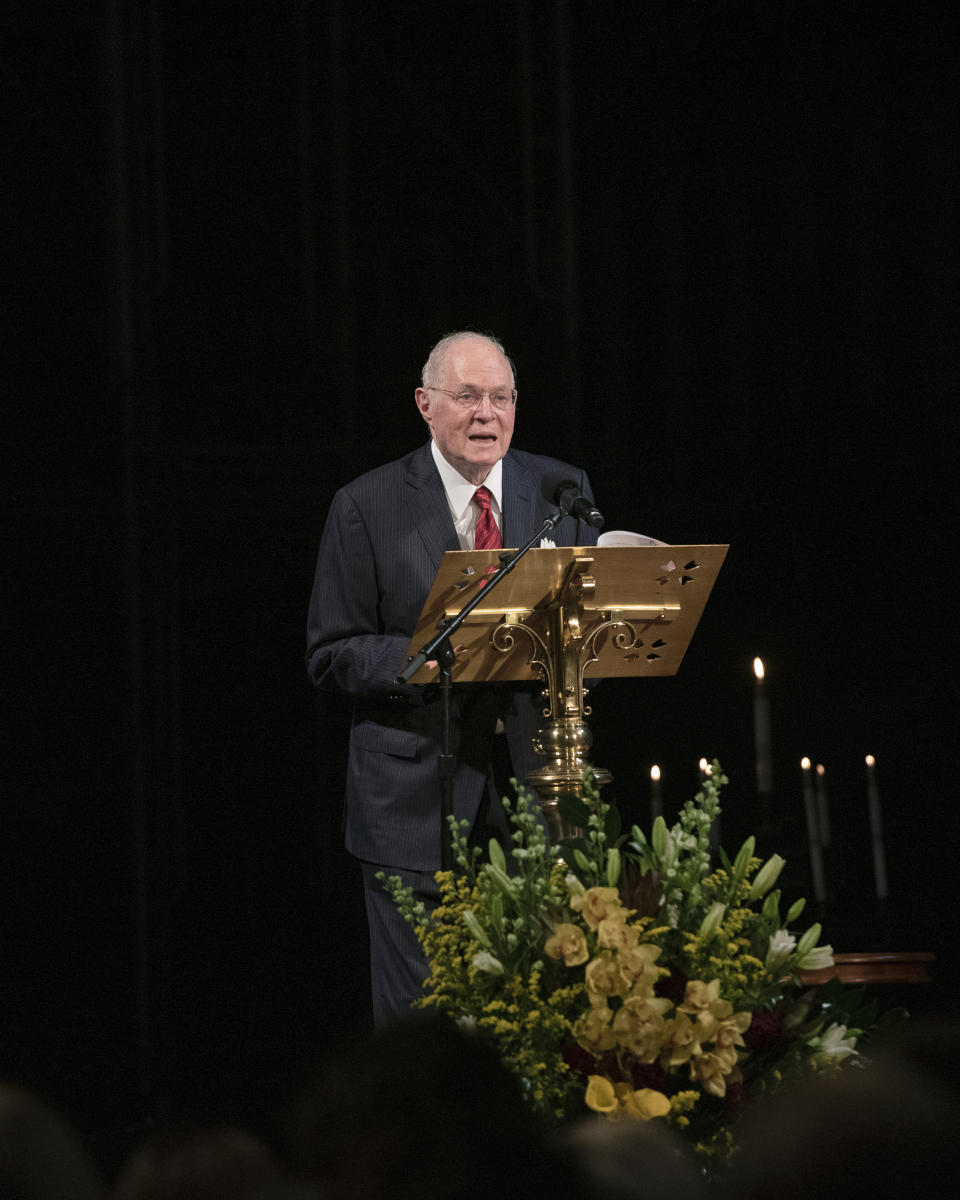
[469, 433, 497, 442]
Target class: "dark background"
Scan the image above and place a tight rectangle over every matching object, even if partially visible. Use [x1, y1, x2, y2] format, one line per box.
[5, 0, 958, 1164]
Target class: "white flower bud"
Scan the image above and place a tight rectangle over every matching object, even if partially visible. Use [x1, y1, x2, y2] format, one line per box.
[463, 909, 491, 948]
[472, 951, 504, 975]
[750, 854, 785, 900]
[698, 902, 727, 940]
[565, 872, 586, 897]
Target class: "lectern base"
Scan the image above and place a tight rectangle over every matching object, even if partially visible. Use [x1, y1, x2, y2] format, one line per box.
[526, 762, 612, 844]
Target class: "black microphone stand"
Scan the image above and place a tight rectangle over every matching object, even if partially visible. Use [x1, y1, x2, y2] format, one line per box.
[396, 508, 567, 870]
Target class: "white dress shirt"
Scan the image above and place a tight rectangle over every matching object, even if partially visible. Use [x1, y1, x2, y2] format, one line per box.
[430, 441, 504, 549]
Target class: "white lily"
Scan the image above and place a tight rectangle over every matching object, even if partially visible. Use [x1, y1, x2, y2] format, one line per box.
[765, 929, 797, 970]
[796, 941, 834, 971]
[811, 1022, 858, 1062]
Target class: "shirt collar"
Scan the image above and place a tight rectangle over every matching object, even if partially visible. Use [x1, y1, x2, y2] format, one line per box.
[430, 441, 504, 520]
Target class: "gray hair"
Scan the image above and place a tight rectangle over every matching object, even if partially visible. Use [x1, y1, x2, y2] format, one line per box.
[420, 330, 517, 389]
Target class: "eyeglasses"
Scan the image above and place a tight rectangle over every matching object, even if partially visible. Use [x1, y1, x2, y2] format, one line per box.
[425, 386, 517, 412]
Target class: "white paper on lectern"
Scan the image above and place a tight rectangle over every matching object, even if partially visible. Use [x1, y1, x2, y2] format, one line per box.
[597, 529, 668, 547]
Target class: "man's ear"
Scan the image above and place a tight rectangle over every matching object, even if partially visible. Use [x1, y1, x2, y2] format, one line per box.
[414, 388, 432, 423]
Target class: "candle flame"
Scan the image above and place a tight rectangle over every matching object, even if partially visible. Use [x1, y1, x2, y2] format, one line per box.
[753, 656, 765, 680]
[651, 764, 661, 782]
[865, 754, 876, 767]
[801, 757, 811, 770]
[816, 763, 825, 777]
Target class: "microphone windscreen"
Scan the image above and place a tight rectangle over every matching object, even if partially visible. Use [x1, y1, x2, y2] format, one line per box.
[539, 471, 577, 507]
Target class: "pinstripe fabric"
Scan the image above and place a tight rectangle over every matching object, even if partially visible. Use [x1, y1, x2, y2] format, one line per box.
[360, 860, 436, 1026]
[306, 440, 599, 1021]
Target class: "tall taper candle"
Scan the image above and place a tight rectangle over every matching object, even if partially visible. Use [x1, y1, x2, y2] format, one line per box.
[865, 755, 888, 900]
[815, 763, 831, 850]
[801, 757, 826, 903]
[753, 657, 773, 796]
[650, 764, 663, 822]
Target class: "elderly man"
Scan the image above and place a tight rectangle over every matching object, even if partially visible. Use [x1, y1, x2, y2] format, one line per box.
[306, 330, 599, 1024]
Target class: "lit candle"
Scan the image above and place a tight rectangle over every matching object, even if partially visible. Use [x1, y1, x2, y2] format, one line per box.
[650, 764, 663, 822]
[815, 763, 831, 850]
[865, 755, 888, 900]
[753, 657, 773, 796]
[801, 757, 826, 903]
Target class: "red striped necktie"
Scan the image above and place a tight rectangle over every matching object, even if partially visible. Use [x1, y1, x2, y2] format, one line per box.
[473, 486, 501, 550]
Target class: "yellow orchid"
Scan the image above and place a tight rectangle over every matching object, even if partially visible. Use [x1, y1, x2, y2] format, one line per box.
[612, 994, 673, 1062]
[617, 941, 665, 990]
[678, 978, 723, 1016]
[575, 1005, 617, 1054]
[711, 1008, 752, 1057]
[596, 910, 640, 951]
[544, 922, 589, 967]
[584, 952, 622, 1004]
[689, 1050, 733, 1098]
[573, 886, 623, 929]
[659, 1010, 704, 1067]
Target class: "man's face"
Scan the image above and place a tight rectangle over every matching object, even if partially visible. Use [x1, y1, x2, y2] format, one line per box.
[415, 338, 516, 484]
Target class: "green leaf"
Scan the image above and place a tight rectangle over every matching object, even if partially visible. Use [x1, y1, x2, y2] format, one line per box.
[558, 791, 590, 827]
[604, 805, 622, 844]
[873, 1007, 910, 1037]
[488, 838, 507, 874]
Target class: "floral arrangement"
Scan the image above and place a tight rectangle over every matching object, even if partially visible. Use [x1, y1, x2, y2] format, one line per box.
[382, 764, 900, 1161]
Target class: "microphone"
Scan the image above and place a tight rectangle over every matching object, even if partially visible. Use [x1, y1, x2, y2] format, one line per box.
[540, 471, 605, 529]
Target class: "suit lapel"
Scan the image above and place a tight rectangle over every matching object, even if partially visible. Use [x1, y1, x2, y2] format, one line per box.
[501, 452, 538, 548]
[405, 442, 460, 567]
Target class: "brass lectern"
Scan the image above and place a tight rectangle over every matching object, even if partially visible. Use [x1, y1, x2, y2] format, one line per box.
[404, 544, 728, 841]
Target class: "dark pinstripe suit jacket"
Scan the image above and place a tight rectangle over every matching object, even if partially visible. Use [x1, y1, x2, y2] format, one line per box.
[306, 440, 599, 872]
